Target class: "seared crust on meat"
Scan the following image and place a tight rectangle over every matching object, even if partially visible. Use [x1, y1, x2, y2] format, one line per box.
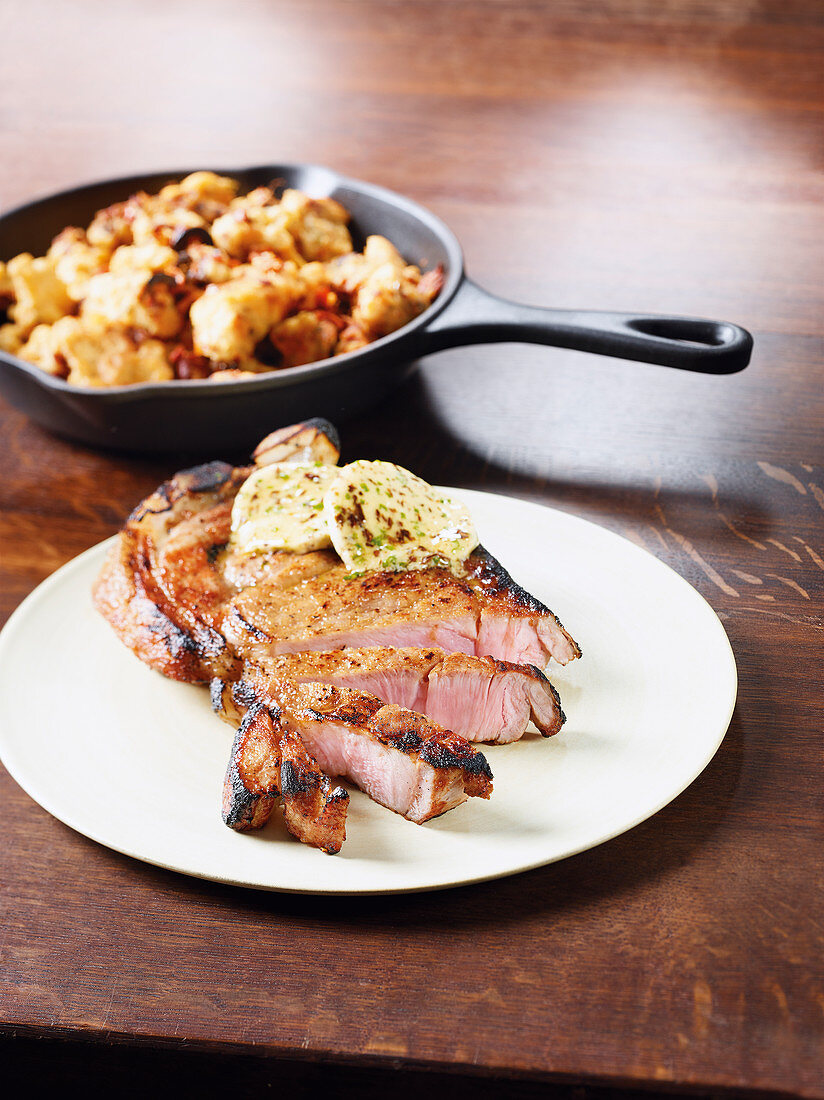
[223, 547, 579, 669]
[222, 700, 349, 853]
[466, 547, 581, 663]
[277, 727, 350, 853]
[95, 422, 580, 681]
[367, 704, 492, 793]
[93, 461, 249, 682]
[93, 420, 350, 682]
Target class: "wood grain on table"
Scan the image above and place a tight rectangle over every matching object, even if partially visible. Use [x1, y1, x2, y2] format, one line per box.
[1, 2, 822, 1097]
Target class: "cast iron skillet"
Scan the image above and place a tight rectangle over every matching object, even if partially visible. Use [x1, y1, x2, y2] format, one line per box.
[0, 164, 753, 453]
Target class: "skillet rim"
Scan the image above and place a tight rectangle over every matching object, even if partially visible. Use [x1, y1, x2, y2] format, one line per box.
[0, 162, 465, 403]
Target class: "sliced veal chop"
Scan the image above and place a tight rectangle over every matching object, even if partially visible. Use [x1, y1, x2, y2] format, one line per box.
[222, 545, 579, 672]
[214, 672, 493, 824]
[251, 647, 565, 743]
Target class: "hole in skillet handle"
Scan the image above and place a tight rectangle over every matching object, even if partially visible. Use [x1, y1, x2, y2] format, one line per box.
[627, 316, 729, 347]
[622, 316, 754, 373]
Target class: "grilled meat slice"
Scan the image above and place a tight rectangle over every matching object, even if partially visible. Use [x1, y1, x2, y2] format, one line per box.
[224, 547, 579, 670]
[222, 702, 280, 830]
[254, 647, 565, 743]
[214, 673, 493, 824]
[277, 720, 350, 853]
[222, 699, 349, 853]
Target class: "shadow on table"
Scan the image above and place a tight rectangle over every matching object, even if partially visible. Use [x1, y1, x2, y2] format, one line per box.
[342, 369, 771, 532]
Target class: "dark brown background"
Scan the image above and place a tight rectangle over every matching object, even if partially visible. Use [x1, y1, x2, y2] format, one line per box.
[1, 2, 822, 1097]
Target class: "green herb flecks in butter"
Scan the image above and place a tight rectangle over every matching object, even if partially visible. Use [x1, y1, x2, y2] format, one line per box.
[323, 460, 478, 574]
[230, 462, 338, 556]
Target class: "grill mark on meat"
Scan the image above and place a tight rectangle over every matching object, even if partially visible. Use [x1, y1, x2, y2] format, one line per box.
[210, 676, 227, 713]
[279, 759, 307, 795]
[94, 464, 250, 682]
[206, 541, 228, 564]
[232, 678, 261, 714]
[145, 603, 198, 656]
[133, 540, 230, 664]
[230, 608, 272, 642]
[129, 461, 239, 523]
[368, 704, 492, 780]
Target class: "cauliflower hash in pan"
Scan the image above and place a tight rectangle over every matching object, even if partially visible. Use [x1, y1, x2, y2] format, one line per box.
[0, 171, 444, 387]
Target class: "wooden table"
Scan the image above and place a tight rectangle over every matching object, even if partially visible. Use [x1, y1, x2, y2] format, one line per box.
[1, 2, 822, 1096]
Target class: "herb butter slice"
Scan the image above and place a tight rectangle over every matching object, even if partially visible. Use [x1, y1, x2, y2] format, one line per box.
[324, 460, 478, 574]
[230, 462, 338, 555]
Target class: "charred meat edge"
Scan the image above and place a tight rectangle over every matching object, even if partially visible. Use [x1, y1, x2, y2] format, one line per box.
[253, 417, 340, 467]
[222, 699, 349, 854]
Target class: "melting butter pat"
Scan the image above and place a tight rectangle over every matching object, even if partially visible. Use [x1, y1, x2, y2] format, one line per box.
[324, 460, 478, 574]
[230, 462, 337, 555]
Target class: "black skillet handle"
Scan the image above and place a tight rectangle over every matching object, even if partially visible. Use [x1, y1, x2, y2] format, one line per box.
[418, 277, 753, 374]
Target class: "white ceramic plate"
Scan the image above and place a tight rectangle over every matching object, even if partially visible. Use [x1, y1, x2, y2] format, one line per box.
[0, 489, 736, 894]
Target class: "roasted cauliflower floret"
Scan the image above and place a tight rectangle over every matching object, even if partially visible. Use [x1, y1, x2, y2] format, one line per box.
[335, 321, 370, 355]
[108, 241, 177, 276]
[87, 201, 133, 250]
[269, 310, 343, 368]
[48, 228, 110, 302]
[290, 260, 338, 311]
[326, 235, 439, 338]
[6, 253, 73, 333]
[129, 199, 208, 249]
[158, 172, 239, 219]
[44, 317, 173, 386]
[325, 235, 406, 294]
[212, 200, 302, 263]
[189, 275, 293, 361]
[0, 260, 14, 307]
[0, 322, 26, 355]
[82, 267, 183, 339]
[352, 263, 433, 338]
[17, 322, 66, 375]
[279, 189, 352, 262]
[184, 242, 237, 285]
[207, 367, 259, 382]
